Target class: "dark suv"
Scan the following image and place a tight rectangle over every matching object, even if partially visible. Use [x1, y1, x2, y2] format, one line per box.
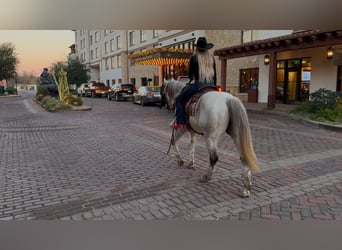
[107, 83, 136, 101]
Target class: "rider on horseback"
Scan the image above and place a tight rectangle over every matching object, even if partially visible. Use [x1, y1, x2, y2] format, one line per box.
[171, 37, 217, 129]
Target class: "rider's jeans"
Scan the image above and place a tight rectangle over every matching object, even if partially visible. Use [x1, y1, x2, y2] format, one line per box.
[175, 82, 208, 125]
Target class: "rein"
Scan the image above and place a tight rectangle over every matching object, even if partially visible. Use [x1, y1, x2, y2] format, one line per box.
[167, 128, 175, 155]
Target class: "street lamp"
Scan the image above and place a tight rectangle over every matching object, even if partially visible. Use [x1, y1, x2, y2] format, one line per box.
[264, 55, 270, 65]
[14, 71, 18, 94]
[327, 46, 334, 60]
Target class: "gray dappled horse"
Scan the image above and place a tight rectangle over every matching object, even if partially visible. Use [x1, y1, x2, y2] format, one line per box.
[164, 79, 260, 197]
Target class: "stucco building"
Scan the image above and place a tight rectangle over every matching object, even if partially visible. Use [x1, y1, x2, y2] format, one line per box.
[73, 30, 342, 107]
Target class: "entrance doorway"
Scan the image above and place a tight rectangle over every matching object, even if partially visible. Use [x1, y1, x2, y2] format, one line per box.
[276, 58, 311, 104]
[287, 69, 300, 103]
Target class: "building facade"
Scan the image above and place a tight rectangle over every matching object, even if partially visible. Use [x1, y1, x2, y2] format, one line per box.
[74, 30, 244, 88]
[215, 30, 342, 107]
[73, 30, 342, 106]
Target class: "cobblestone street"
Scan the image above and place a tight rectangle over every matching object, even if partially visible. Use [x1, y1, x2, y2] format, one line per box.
[0, 90, 341, 220]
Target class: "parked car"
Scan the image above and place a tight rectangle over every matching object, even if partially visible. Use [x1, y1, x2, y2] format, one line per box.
[0, 85, 5, 94]
[76, 83, 89, 97]
[107, 83, 136, 101]
[84, 82, 110, 98]
[132, 86, 161, 106]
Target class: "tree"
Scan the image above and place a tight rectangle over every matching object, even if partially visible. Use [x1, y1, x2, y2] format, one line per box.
[66, 57, 89, 86]
[19, 72, 39, 85]
[52, 62, 70, 101]
[0, 42, 19, 80]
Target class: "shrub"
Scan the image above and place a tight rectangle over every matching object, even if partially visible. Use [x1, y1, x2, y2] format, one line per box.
[63, 95, 83, 106]
[6, 86, 17, 94]
[308, 88, 341, 113]
[36, 85, 50, 101]
[40, 95, 71, 112]
[293, 88, 342, 123]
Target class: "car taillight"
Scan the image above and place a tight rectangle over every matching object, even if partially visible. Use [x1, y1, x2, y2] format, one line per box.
[146, 93, 154, 97]
[133, 87, 137, 92]
[217, 86, 222, 92]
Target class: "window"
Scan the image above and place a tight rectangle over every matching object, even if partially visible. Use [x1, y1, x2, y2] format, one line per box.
[153, 30, 158, 38]
[105, 58, 110, 70]
[129, 31, 135, 46]
[81, 38, 85, 49]
[117, 55, 122, 68]
[90, 50, 94, 60]
[111, 56, 116, 69]
[239, 68, 259, 93]
[117, 35, 122, 49]
[95, 47, 100, 58]
[130, 78, 136, 85]
[105, 41, 109, 54]
[141, 77, 148, 86]
[110, 39, 115, 52]
[140, 30, 147, 42]
[95, 31, 99, 42]
[89, 35, 93, 45]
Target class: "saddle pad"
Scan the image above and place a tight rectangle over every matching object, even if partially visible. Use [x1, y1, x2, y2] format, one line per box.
[186, 97, 202, 117]
[186, 86, 218, 117]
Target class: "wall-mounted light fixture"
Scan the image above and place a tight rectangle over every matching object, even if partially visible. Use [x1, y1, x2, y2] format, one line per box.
[327, 46, 334, 60]
[264, 55, 270, 65]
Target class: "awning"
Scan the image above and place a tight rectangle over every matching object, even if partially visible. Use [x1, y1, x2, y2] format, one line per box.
[129, 48, 193, 66]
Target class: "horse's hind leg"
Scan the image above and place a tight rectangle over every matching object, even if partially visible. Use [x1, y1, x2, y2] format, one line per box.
[241, 160, 252, 198]
[233, 134, 252, 198]
[200, 138, 218, 182]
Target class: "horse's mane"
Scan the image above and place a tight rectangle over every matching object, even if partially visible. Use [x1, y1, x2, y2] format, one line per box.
[165, 79, 186, 102]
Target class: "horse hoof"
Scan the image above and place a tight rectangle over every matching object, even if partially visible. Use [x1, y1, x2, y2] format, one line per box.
[241, 188, 250, 198]
[185, 163, 195, 170]
[199, 175, 210, 182]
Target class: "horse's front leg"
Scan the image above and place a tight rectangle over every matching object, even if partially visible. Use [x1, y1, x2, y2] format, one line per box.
[172, 128, 187, 167]
[185, 132, 197, 169]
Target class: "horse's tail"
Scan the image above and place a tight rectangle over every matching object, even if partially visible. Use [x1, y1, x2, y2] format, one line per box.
[226, 96, 260, 172]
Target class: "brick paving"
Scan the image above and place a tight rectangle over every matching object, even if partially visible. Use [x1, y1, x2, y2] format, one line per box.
[0, 90, 341, 220]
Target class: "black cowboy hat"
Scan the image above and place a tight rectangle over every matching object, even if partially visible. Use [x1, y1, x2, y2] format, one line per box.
[195, 37, 214, 51]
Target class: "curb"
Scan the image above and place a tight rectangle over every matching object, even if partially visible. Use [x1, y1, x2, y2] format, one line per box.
[246, 108, 342, 132]
[0, 94, 21, 98]
[33, 98, 92, 112]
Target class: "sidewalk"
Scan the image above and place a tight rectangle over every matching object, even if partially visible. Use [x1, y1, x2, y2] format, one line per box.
[243, 102, 342, 132]
[243, 102, 296, 112]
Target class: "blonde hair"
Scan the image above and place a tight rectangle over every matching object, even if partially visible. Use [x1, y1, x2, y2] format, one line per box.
[197, 51, 215, 83]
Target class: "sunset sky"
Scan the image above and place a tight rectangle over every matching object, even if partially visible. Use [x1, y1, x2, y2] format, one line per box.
[0, 30, 75, 76]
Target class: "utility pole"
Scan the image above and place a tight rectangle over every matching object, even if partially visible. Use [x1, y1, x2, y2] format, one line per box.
[126, 30, 129, 83]
[14, 71, 18, 94]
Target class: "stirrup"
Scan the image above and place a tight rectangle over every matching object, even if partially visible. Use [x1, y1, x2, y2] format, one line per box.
[170, 123, 186, 129]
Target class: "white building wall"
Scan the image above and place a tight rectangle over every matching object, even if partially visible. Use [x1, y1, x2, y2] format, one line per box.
[243, 30, 293, 43]
[277, 46, 338, 93]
